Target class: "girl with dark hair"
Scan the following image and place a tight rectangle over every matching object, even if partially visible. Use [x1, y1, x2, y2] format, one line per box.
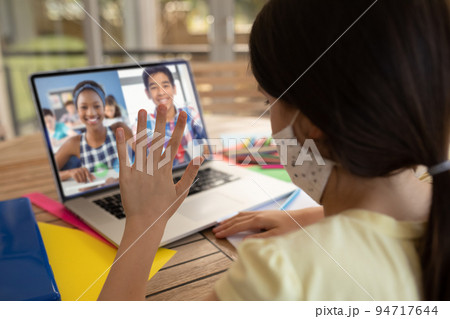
[104, 95, 122, 119]
[99, 0, 450, 301]
[56, 80, 133, 183]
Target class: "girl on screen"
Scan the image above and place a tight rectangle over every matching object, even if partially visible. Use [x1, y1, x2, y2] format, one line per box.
[99, 0, 449, 301]
[55, 80, 133, 183]
[104, 95, 122, 120]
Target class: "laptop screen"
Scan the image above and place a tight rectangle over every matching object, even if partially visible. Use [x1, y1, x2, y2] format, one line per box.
[31, 60, 210, 200]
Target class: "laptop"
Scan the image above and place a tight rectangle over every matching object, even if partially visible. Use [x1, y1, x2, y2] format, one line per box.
[30, 60, 296, 247]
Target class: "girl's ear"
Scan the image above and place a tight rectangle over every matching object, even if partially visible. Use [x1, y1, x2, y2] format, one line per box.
[298, 113, 324, 140]
[308, 123, 324, 140]
[299, 116, 332, 158]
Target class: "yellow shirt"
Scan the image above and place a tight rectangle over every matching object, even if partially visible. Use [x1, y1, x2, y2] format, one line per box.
[215, 209, 425, 300]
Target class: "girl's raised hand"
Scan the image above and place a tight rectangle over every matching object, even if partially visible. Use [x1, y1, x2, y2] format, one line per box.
[115, 105, 204, 228]
[99, 105, 204, 300]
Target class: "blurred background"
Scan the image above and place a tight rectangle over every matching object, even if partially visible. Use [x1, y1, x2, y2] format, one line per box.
[0, 0, 267, 140]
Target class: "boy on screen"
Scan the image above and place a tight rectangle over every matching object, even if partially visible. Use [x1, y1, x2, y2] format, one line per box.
[138, 66, 207, 166]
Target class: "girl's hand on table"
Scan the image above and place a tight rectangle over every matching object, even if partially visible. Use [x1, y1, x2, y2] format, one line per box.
[213, 206, 324, 239]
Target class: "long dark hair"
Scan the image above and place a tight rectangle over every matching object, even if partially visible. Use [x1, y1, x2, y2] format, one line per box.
[105, 95, 122, 118]
[250, 0, 450, 300]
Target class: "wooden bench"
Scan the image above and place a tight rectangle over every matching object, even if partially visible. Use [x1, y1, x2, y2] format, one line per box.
[191, 61, 268, 117]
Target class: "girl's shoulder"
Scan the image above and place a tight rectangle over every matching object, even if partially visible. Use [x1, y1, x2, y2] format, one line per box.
[215, 210, 424, 300]
[56, 134, 82, 157]
[67, 134, 82, 146]
[61, 134, 82, 148]
[275, 209, 425, 247]
[233, 209, 425, 277]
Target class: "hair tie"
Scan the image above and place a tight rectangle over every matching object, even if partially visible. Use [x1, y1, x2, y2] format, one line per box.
[428, 160, 450, 176]
[73, 84, 106, 108]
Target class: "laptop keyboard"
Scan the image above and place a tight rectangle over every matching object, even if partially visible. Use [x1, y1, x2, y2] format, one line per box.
[93, 168, 238, 219]
[174, 168, 238, 196]
[93, 194, 125, 219]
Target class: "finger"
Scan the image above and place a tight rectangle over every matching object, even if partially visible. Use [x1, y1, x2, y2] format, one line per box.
[213, 214, 255, 232]
[87, 170, 96, 182]
[75, 170, 86, 183]
[73, 171, 81, 183]
[214, 220, 261, 238]
[150, 104, 167, 167]
[216, 212, 256, 229]
[82, 168, 93, 183]
[245, 229, 279, 240]
[217, 214, 255, 228]
[115, 127, 128, 173]
[135, 109, 148, 172]
[175, 156, 204, 197]
[221, 211, 255, 224]
[164, 111, 187, 163]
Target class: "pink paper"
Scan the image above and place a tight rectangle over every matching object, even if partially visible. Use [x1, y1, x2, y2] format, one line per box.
[260, 164, 284, 169]
[23, 192, 115, 247]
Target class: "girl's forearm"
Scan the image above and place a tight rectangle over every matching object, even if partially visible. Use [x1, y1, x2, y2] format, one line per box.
[59, 170, 71, 181]
[98, 218, 165, 300]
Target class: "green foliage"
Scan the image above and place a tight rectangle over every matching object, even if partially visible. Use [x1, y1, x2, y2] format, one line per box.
[235, 0, 266, 24]
[4, 36, 87, 126]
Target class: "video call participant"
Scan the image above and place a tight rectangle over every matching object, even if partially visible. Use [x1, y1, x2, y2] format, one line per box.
[105, 95, 123, 119]
[59, 100, 82, 128]
[43, 108, 75, 148]
[139, 65, 207, 166]
[55, 80, 133, 183]
[103, 94, 125, 127]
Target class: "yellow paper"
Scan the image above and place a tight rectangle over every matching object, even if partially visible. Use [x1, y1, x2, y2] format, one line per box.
[38, 222, 176, 301]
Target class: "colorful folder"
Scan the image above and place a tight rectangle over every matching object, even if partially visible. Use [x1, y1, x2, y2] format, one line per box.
[0, 198, 60, 301]
[38, 222, 176, 301]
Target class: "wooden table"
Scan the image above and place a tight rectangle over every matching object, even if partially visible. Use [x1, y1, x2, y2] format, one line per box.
[0, 114, 271, 300]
